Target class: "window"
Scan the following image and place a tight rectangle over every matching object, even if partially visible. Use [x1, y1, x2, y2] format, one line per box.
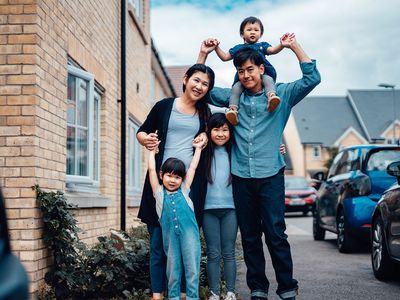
[128, 0, 144, 23]
[312, 145, 321, 160]
[67, 65, 100, 186]
[327, 151, 343, 178]
[128, 120, 142, 194]
[150, 69, 156, 102]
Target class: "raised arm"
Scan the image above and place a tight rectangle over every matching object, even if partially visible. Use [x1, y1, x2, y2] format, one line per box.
[215, 43, 232, 61]
[278, 36, 321, 107]
[266, 33, 289, 55]
[184, 139, 205, 188]
[148, 148, 160, 195]
[285, 34, 312, 63]
[197, 39, 216, 64]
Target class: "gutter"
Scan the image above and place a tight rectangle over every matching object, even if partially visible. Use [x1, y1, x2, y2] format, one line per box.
[120, 0, 127, 231]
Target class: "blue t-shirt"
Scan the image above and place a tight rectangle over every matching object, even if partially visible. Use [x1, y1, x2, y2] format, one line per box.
[205, 146, 234, 210]
[229, 42, 277, 82]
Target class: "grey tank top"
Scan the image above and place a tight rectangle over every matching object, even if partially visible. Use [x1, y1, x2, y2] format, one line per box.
[162, 99, 200, 170]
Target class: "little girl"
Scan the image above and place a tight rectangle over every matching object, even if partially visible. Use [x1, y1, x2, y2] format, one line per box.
[203, 113, 238, 300]
[148, 138, 205, 300]
[211, 16, 294, 125]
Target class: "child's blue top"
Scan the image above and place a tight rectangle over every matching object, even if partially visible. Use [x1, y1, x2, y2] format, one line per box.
[205, 146, 234, 210]
[229, 42, 277, 82]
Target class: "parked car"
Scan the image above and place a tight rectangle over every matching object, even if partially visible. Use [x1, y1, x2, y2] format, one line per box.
[0, 187, 29, 300]
[370, 161, 400, 280]
[313, 145, 400, 253]
[284, 175, 316, 215]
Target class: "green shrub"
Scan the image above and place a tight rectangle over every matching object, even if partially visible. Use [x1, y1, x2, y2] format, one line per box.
[34, 185, 150, 299]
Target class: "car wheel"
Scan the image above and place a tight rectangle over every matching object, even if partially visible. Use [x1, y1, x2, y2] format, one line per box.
[337, 209, 357, 253]
[313, 208, 325, 240]
[303, 210, 309, 216]
[371, 216, 395, 280]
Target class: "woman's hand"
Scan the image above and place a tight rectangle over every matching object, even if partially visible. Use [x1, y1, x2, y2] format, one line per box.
[141, 132, 160, 151]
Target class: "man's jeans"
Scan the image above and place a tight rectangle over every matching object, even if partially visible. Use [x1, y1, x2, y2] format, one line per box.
[232, 169, 298, 299]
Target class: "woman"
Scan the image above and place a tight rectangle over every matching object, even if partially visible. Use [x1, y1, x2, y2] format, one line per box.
[136, 64, 215, 300]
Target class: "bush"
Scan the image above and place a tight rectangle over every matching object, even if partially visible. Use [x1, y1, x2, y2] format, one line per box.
[34, 185, 150, 299]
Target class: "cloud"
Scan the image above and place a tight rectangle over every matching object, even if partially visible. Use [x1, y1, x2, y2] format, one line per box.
[151, 0, 400, 95]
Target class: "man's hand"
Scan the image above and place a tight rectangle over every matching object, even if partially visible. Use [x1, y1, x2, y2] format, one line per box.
[280, 32, 296, 48]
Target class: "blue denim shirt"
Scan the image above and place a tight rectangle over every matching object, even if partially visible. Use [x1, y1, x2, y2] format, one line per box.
[208, 60, 321, 178]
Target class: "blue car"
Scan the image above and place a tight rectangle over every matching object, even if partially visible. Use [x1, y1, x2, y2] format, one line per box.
[313, 145, 400, 252]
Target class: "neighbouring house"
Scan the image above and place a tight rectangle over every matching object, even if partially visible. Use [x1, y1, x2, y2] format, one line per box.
[0, 0, 175, 295]
[286, 89, 399, 177]
[165, 65, 192, 97]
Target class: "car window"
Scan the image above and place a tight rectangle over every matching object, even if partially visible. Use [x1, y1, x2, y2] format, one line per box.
[336, 150, 351, 175]
[334, 149, 360, 175]
[328, 151, 343, 178]
[285, 176, 309, 189]
[366, 149, 400, 171]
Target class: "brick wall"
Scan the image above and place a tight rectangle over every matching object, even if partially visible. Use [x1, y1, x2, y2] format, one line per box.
[1, 0, 173, 295]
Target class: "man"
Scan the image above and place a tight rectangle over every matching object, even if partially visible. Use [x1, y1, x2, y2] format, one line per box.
[197, 37, 321, 300]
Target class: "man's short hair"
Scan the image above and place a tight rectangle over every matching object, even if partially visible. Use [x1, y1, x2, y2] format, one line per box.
[233, 47, 264, 68]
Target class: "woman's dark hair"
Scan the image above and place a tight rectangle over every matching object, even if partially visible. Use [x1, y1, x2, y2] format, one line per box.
[205, 113, 234, 185]
[239, 16, 264, 36]
[161, 157, 186, 179]
[182, 63, 214, 124]
[233, 47, 264, 68]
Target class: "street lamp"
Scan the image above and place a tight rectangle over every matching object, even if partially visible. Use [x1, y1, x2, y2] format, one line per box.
[378, 83, 396, 143]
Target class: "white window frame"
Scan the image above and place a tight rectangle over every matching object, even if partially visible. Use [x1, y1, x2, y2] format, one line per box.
[66, 65, 100, 187]
[128, 0, 144, 23]
[128, 119, 142, 195]
[311, 145, 321, 160]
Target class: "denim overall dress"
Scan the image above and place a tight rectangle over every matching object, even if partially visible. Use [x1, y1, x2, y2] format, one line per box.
[155, 184, 201, 300]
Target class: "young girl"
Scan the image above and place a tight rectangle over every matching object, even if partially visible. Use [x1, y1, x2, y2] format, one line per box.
[148, 138, 206, 300]
[202, 113, 237, 300]
[211, 16, 294, 125]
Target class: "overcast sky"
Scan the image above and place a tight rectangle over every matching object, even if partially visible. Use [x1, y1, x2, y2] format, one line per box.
[150, 0, 400, 96]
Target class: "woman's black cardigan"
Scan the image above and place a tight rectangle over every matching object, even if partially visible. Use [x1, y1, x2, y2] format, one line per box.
[137, 98, 207, 227]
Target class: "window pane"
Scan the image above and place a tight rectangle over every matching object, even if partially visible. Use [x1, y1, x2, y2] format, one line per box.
[129, 125, 135, 187]
[67, 75, 76, 124]
[67, 126, 76, 175]
[77, 128, 88, 176]
[78, 80, 88, 127]
[93, 94, 99, 181]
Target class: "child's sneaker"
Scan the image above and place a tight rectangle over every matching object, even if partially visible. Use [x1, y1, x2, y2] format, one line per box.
[267, 93, 281, 112]
[226, 109, 239, 125]
[225, 292, 237, 300]
[209, 291, 220, 300]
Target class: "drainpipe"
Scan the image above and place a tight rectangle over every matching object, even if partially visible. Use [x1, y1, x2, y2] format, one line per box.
[120, 0, 127, 231]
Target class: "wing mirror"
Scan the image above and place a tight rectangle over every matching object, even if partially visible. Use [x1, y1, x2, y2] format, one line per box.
[387, 161, 400, 185]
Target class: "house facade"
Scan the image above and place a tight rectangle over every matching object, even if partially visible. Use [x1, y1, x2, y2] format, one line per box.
[0, 0, 175, 294]
[287, 89, 399, 177]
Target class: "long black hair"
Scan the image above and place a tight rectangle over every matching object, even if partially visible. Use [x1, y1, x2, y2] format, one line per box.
[182, 63, 214, 124]
[205, 113, 234, 185]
